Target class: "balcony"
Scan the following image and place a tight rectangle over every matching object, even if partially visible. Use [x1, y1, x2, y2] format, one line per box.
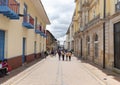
[35, 25, 42, 34]
[22, 14, 34, 29]
[115, 2, 120, 12]
[0, 0, 19, 19]
[40, 30, 46, 37]
[84, 14, 101, 29]
[78, 6, 82, 13]
[82, 0, 90, 7]
[73, 16, 78, 21]
[40, 31, 44, 36]
[43, 30, 47, 38]
[35, 25, 46, 37]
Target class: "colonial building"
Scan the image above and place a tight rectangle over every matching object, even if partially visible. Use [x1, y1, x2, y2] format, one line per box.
[73, 0, 120, 72]
[0, 0, 50, 69]
[66, 27, 70, 50]
[46, 30, 57, 52]
[63, 40, 68, 50]
[66, 22, 74, 51]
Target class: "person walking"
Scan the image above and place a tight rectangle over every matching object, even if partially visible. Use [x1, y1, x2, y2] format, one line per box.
[44, 51, 48, 58]
[68, 51, 72, 61]
[0, 60, 4, 77]
[66, 51, 69, 61]
[58, 50, 61, 60]
[61, 50, 65, 61]
[51, 50, 54, 57]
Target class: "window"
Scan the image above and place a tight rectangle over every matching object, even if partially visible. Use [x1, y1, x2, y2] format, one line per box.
[23, 3, 28, 22]
[35, 17, 37, 30]
[87, 36, 90, 56]
[118, 0, 120, 2]
[94, 34, 98, 57]
[35, 17, 38, 29]
[24, 3, 27, 15]
[85, 13, 87, 24]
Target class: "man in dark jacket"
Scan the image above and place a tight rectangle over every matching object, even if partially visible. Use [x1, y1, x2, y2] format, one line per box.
[58, 50, 61, 60]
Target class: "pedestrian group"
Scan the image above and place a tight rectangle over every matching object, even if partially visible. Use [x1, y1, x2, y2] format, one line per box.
[57, 50, 72, 61]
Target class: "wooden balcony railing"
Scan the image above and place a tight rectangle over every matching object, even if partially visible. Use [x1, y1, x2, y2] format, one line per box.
[0, 0, 19, 14]
[23, 14, 34, 28]
[35, 25, 42, 34]
[29, 15, 34, 26]
[0, 0, 19, 19]
[24, 14, 34, 25]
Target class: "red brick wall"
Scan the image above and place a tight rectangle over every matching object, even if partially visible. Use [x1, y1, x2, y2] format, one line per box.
[26, 54, 35, 63]
[36, 53, 41, 59]
[8, 56, 22, 70]
[7, 53, 42, 70]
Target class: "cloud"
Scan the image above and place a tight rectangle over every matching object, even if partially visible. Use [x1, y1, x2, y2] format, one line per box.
[57, 35, 66, 45]
[41, 0, 75, 42]
[50, 15, 60, 21]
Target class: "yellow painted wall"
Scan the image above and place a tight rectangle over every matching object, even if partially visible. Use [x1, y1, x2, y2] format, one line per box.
[74, 0, 80, 33]
[74, 0, 119, 34]
[0, 0, 47, 58]
[88, 0, 117, 21]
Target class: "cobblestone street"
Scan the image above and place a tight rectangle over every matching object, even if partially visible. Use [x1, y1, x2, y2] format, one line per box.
[1, 55, 120, 85]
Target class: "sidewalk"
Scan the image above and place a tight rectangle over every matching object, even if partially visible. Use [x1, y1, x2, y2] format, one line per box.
[0, 58, 45, 84]
[77, 57, 120, 85]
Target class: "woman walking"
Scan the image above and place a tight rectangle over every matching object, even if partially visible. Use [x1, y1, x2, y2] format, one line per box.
[66, 51, 69, 61]
[58, 50, 61, 60]
[68, 51, 72, 61]
[61, 50, 65, 61]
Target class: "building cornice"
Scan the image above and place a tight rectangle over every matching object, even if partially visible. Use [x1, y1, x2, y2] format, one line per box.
[30, 0, 50, 24]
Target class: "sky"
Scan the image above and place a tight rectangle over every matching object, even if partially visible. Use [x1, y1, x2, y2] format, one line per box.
[41, 0, 75, 44]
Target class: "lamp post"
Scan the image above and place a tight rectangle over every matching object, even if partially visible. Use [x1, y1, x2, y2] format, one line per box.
[103, 0, 106, 69]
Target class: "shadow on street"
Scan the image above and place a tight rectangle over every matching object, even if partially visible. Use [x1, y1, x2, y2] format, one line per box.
[76, 56, 120, 83]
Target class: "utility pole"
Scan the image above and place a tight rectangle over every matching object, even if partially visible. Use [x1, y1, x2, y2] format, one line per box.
[103, 0, 106, 69]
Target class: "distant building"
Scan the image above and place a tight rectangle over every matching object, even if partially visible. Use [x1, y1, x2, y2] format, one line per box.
[46, 30, 57, 52]
[66, 23, 74, 51]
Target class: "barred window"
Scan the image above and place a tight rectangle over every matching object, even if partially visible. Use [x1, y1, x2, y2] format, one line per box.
[94, 34, 98, 57]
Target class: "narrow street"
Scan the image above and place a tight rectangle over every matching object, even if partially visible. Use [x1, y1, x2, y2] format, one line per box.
[1, 55, 120, 85]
